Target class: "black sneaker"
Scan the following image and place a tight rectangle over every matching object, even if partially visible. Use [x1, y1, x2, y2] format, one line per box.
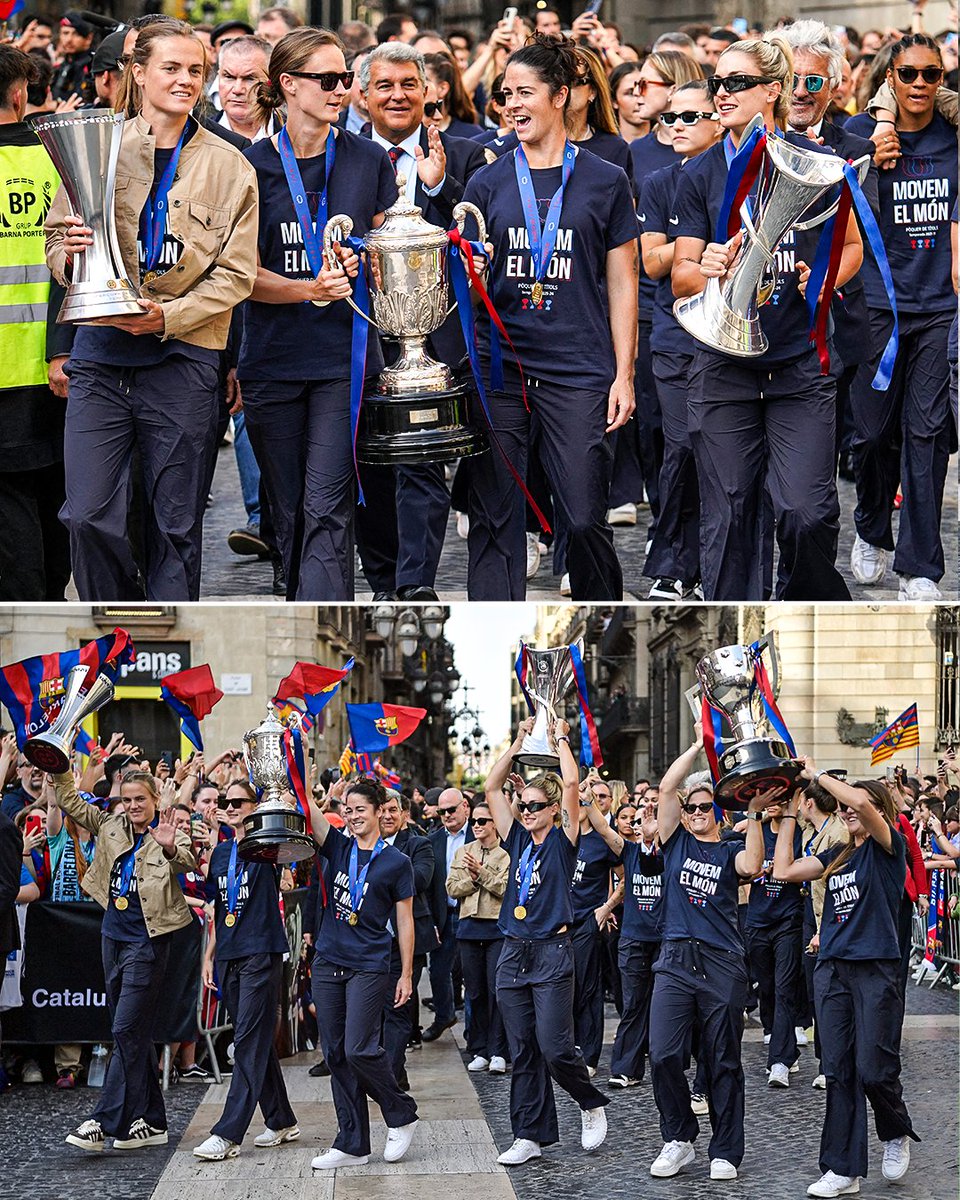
[179, 1064, 211, 1082]
[308, 1061, 331, 1078]
[66, 1120, 105, 1152]
[113, 1118, 168, 1149]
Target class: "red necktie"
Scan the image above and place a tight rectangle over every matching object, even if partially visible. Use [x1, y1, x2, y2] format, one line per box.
[387, 146, 402, 169]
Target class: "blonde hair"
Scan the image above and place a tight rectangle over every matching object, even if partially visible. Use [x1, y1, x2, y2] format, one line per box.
[644, 49, 704, 90]
[524, 772, 563, 807]
[609, 779, 629, 812]
[718, 33, 795, 126]
[253, 27, 344, 129]
[115, 20, 208, 119]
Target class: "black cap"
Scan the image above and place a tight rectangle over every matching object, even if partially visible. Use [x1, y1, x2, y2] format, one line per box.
[424, 786, 444, 806]
[210, 19, 254, 44]
[91, 30, 126, 76]
[61, 11, 94, 37]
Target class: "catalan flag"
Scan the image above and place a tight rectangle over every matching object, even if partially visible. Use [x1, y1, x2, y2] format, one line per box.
[869, 703, 920, 766]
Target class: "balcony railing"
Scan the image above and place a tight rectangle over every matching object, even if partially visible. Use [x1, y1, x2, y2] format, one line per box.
[597, 693, 649, 743]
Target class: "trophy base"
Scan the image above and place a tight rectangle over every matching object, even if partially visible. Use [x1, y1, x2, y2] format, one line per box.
[714, 738, 801, 810]
[238, 807, 317, 865]
[357, 382, 488, 464]
[673, 278, 768, 358]
[22, 736, 70, 774]
[58, 280, 144, 325]
[512, 752, 561, 770]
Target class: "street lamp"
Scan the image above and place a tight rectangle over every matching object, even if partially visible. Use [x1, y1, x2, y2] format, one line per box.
[421, 605, 445, 641]
[428, 672, 446, 708]
[373, 605, 396, 641]
[396, 610, 421, 658]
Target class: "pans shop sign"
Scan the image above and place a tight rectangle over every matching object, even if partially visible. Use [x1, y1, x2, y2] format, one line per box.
[117, 642, 191, 687]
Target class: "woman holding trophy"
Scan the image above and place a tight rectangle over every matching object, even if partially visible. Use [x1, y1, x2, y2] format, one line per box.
[45, 20, 259, 603]
[670, 34, 863, 602]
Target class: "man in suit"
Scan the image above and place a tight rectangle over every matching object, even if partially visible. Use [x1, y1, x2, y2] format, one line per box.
[357, 42, 488, 601]
[424, 788, 474, 1041]
[379, 793, 437, 1086]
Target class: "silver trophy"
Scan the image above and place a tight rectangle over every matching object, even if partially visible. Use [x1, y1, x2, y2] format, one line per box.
[674, 113, 870, 356]
[513, 640, 583, 770]
[238, 708, 316, 864]
[23, 664, 115, 774]
[27, 110, 142, 324]
[324, 177, 489, 464]
[687, 634, 800, 810]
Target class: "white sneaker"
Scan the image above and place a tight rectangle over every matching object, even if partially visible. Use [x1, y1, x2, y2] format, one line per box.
[763, 1033, 771, 1045]
[807, 1171, 860, 1197]
[690, 1093, 709, 1115]
[795, 1026, 809, 1046]
[650, 1140, 695, 1178]
[193, 1135, 240, 1161]
[113, 1118, 168, 1149]
[560, 572, 571, 597]
[768, 1063, 790, 1088]
[607, 502, 637, 526]
[648, 577, 684, 601]
[850, 535, 886, 585]
[580, 1105, 607, 1151]
[253, 1125, 300, 1147]
[897, 575, 942, 601]
[711, 1159, 738, 1180]
[467, 1055, 490, 1072]
[607, 1074, 640, 1088]
[525, 533, 541, 578]
[65, 1120, 104, 1152]
[488, 1056, 507, 1074]
[21, 1060, 42, 1084]
[497, 1138, 541, 1165]
[383, 1119, 417, 1163]
[790, 1060, 800, 1074]
[881, 1135, 911, 1181]
[585, 1065, 597, 1078]
[812, 1074, 827, 1090]
[311, 1148, 370, 1169]
[456, 512, 469, 539]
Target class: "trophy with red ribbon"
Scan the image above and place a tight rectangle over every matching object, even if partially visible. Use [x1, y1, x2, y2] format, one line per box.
[513, 639, 602, 771]
[238, 708, 316, 865]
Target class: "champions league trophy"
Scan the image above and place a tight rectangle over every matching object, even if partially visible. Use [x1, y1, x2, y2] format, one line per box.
[27, 110, 143, 324]
[323, 179, 489, 464]
[513, 640, 583, 770]
[238, 708, 316, 864]
[688, 635, 801, 809]
[673, 113, 870, 357]
[23, 664, 115, 774]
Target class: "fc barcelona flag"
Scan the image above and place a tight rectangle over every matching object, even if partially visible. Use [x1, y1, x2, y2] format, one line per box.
[346, 703, 426, 753]
[0, 629, 134, 750]
[160, 665, 224, 752]
[869, 703, 920, 766]
[273, 660, 354, 718]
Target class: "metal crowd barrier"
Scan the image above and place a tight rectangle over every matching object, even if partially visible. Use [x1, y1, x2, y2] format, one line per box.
[910, 866, 960, 989]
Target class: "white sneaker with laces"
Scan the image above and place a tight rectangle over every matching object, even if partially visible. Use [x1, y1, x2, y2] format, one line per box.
[311, 1148, 370, 1169]
[488, 1056, 507, 1074]
[607, 1074, 640, 1088]
[560, 572, 571, 597]
[607, 502, 637, 526]
[648, 577, 684, 601]
[711, 1159, 738, 1180]
[497, 1138, 541, 1166]
[690, 1093, 709, 1115]
[650, 1140, 695, 1178]
[768, 1063, 790, 1087]
[468, 1055, 490, 1072]
[795, 1026, 809, 1046]
[897, 575, 942, 601]
[254, 1125, 300, 1147]
[580, 1106, 606, 1151]
[850, 535, 886, 585]
[193, 1135, 239, 1161]
[383, 1120, 417, 1163]
[65, 1120, 104, 1152]
[806, 1170, 860, 1197]
[812, 1074, 827, 1090]
[525, 533, 541, 579]
[881, 1135, 911, 1181]
[113, 1118, 168, 1149]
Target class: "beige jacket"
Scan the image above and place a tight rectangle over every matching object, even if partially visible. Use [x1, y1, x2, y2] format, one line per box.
[446, 842, 510, 922]
[45, 114, 259, 350]
[53, 773, 196, 938]
[802, 811, 849, 925]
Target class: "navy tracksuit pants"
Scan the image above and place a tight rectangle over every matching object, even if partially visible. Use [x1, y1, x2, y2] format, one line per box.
[241, 378, 355, 600]
[570, 918, 605, 1069]
[314, 959, 418, 1157]
[610, 319, 660, 515]
[649, 939, 748, 1167]
[746, 918, 802, 1070]
[687, 346, 849, 601]
[466, 370, 622, 601]
[63, 357, 219, 600]
[644, 350, 699, 586]
[850, 308, 954, 582]
[610, 938, 658, 1080]
[814, 957, 918, 1179]
[94, 935, 170, 1138]
[211, 953, 296, 1144]
[496, 935, 609, 1145]
[459, 937, 507, 1060]
[355, 461, 450, 593]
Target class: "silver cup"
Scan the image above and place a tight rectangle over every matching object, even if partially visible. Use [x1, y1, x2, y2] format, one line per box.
[27, 110, 143, 324]
[238, 708, 316, 865]
[23, 664, 115, 774]
[513, 640, 583, 770]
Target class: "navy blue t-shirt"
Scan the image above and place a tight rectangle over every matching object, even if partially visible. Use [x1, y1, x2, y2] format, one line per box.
[745, 821, 803, 928]
[660, 825, 744, 953]
[571, 827, 620, 922]
[499, 820, 577, 939]
[671, 132, 841, 366]
[461, 147, 637, 391]
[101, 836, 149, 943]
[640, 160, 696, 358]
[620, 840, 664, 943]
[816, 828, 906, 961]
[949, 200, 958, 366]
[239, 130, 398, 381]
[630, 131, 677, 318]
[208, 841, 288, 960]
[846, 111, 957, 313]
[316, 825, 415, 973]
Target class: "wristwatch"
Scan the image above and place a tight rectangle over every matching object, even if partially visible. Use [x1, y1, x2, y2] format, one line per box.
[748, 812, 764, 822]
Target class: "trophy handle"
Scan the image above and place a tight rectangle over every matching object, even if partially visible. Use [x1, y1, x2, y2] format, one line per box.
[793, 153, 871, 231]
[316, 213, 382, 327]
[443, 201, 489, 321]
[684, 684, 702, 723]
[754, 633, 781, 699]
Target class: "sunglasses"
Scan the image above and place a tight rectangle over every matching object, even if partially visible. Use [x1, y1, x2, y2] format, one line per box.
[516, 800, 552, 814]
[792, 74, 827, 93]
[632, 78, 672, 96]
[682, 801, 715, 815]
[424, 100, 444, 117]
[491, 89, 507, 106]
[572, 76, 590, 87]
[218, 797, 245, 810]
[659, 110, 720, 127]
[707, 73, 776, 96]
[471, 816, 492, 827]
[286, 70, 355, 90]
[894, 66, 944, 85]
[439, 805, 462, 816]
[631, 818, 646, 827]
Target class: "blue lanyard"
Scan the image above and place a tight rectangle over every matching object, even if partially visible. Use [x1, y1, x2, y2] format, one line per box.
[804, 817, 829, 856]
[116, 834, 144, 898]
[348, 837, 385, 917]
[142, 123, 188, 273]
[226, 838, 247, 919]
[517, 838, 543, 908]
[513, 140, 575, 287]
[277, 125, 336, 278]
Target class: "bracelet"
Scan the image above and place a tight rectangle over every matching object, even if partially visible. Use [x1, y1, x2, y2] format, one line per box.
[779, 814, 798, 821]
[556, 735, 570, 744]
[874, 118, 896, 125]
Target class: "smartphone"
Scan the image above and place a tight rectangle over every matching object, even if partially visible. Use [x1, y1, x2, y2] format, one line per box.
[160, 749, 174, 772]
[584, 0, 603, 14]
[732, 17, 749, 35]
[24, 812, 43, 839]
[886, 765, 895, 781]
[501, 6, 518, 26]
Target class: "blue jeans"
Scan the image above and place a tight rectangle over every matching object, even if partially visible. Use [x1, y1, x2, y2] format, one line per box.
[232, 410, 260, 525]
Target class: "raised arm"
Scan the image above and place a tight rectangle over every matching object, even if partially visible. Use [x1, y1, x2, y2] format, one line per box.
[584, 792, 624, 856]
[484, 716, 534, 841]
[802, 758, 892, 853]
[52, 771, 105, 836]
[658, 722, 704, 843]
[43, 776, 63, 838]
[555, 719, 580, 847]
[772, 790, 828, 883]
[734, 785, 785, 878]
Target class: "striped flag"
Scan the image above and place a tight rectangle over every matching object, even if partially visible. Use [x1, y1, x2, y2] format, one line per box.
[869, 703, 920, 766]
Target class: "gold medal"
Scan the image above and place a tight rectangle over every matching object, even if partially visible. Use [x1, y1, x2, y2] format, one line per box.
[224, 913, 237, 927]
[514, 905, 527, 920]
[142, 271, 157, 284]
[348, 912, 359, 926]
[531, 281, 544, 305]
[114, 896, 128, 911]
